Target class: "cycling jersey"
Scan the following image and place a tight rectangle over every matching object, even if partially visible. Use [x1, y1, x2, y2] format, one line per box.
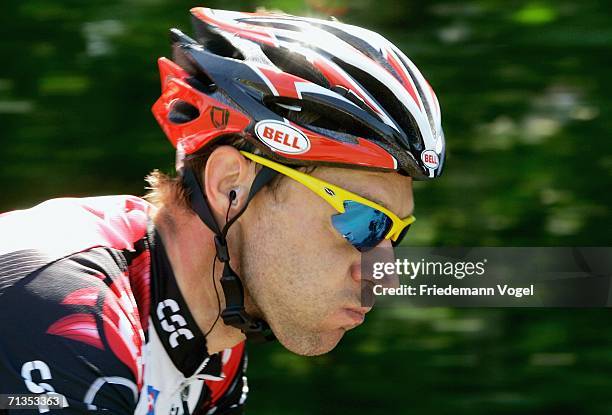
[0, 196, 247, 414]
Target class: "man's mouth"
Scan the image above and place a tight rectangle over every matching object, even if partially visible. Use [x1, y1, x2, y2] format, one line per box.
[340, 306, 370, 329]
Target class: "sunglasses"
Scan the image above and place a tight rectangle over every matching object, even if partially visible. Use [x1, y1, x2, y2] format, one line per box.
[240, 151, 415, 252]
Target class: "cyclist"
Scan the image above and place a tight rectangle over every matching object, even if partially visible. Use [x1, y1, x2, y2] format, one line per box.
[0, 7, 445, 414]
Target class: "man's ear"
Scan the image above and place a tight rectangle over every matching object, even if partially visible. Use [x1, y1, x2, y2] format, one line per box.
[203, 146, 255, 226]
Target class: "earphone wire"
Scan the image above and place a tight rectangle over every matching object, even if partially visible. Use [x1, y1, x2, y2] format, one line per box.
[203, 193, 235, 338]
[203, 254, 221, 338]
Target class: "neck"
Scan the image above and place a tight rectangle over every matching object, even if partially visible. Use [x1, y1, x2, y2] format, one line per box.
[152, 206, 246, 355]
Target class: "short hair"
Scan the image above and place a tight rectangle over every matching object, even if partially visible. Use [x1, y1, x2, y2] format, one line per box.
[145, 134, 314, 211]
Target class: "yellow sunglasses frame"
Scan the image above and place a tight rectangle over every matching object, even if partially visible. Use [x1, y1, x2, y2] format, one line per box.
[240, 151, 415, 244]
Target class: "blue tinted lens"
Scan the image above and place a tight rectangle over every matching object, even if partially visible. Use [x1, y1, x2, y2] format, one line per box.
[331, 200, 393, 252]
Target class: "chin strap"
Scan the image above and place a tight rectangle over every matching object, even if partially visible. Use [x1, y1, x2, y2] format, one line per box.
[182, 165, 277, 343]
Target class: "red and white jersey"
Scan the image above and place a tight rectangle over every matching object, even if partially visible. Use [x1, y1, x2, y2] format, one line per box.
[0, 196, 247, 414]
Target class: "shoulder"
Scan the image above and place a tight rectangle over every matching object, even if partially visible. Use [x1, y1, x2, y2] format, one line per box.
[0, 195, 155, 258]
[0, 248, 145, 413]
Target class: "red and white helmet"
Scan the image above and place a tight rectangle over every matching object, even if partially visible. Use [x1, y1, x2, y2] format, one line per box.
[153, 7, 445, 179]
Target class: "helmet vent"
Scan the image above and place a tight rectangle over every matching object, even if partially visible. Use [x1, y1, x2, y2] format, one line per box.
[312, 23, 401, 82]
[191, 16, 245, 60]
[169, 100, 200, 124]
[266, 97, 378, 144]
[260, 44, 330, 89]
[332, 58, 422, 151]
[239, 19, 302, 32]
[395, 51, 436, 137]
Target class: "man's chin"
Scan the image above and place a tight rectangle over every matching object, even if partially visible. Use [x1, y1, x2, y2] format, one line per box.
[276, 328, 345, 356]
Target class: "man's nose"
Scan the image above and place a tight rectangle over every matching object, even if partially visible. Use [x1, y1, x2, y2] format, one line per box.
[376, 239, 393, 249]
[351, 239, 394, 284]
[350, 261, 362, 284]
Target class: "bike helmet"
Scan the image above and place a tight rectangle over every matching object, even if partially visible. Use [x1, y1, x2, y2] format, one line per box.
[153, 7, 445, 179]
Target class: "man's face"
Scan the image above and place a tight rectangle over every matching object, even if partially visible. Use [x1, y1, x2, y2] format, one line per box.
[235, 165, 413, 356]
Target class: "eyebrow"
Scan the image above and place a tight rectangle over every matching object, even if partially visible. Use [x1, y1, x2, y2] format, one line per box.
[359, 191, 390, 211]
[360, 191, 414, 218]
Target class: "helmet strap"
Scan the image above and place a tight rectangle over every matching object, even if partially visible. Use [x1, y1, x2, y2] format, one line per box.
[182, 164, 277, 343]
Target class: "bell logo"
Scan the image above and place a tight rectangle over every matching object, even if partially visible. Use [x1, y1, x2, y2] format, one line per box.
[421, 150, 439, 169]
[254, 120, 311, 155]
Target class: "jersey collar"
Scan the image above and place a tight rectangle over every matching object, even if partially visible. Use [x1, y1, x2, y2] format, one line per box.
[148, 226, 214, 378]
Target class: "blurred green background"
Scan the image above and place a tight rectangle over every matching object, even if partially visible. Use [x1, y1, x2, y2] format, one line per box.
[1, 0, 611, 414]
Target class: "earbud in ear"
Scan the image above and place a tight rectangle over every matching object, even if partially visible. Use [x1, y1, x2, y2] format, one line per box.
[229, 189, 238, 205]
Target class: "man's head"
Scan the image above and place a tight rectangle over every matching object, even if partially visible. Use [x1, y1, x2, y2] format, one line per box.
[151, 8, 444, 354]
